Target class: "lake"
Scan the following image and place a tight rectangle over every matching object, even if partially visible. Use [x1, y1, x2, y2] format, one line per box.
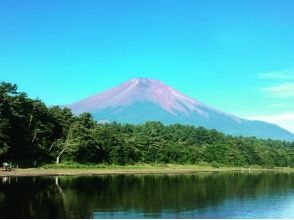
[1, 171, 294, 218]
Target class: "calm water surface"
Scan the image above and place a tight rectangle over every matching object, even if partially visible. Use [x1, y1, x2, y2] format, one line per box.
[1, 172, 294, 218]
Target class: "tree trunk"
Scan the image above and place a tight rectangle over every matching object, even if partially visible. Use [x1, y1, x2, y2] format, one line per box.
[56, 144, 68, 164]
[32, 131, 38, 143]
[49, 142, 54, 152]
[28, 114, 33, 128]
[55, 125, 75, 164]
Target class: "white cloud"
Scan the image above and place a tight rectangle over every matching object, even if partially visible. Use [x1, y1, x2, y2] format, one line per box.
[247, 113, 294, 133]
[262, 83, 294, 98]
[255, 68, 294, 133]
[269, 103, 285, 108]
[258, 70, 294, 80]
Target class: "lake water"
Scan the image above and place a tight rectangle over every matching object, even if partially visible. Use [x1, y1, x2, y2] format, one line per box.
[1, 171, 294, 218]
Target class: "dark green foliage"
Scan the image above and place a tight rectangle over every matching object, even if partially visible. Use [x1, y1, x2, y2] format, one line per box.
[1, 81, 294, 167]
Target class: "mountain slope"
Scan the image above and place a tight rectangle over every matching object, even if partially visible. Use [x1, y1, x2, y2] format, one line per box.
[67, 78, 294, 141]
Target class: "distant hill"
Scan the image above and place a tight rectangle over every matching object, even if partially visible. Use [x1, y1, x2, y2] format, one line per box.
[67, 78, 294, 141]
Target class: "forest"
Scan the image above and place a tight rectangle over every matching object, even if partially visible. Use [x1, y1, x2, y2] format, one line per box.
[1, 81, 294, 168]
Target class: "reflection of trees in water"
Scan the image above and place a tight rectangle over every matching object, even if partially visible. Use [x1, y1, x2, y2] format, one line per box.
[0, 177, 66, 218]
[0, 191, 5, 204]
[0, 172, 294, 218]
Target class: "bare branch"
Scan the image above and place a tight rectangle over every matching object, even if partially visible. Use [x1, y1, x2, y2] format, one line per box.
[56, 124, 76, 164]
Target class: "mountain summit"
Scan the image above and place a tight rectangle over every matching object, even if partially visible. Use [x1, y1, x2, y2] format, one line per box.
[69, 78, 226, 117]
[67, 78, 294, 140]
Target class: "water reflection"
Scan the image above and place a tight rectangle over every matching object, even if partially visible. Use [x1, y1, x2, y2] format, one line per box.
[0, 172, 294, 218]
[1, 177, 8, 184]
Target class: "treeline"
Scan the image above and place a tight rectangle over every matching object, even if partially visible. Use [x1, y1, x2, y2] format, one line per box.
[1, 81, 294, 167]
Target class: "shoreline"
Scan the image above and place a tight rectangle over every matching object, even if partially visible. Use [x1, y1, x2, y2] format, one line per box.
[1, 166, 294, 177]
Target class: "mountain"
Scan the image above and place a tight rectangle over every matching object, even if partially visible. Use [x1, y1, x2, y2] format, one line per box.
[67, 78, 294, 141]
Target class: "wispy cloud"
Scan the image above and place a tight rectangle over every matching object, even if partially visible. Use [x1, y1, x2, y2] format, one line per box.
[256, 69, 294, 133]
[247, 113, 294, 133]
[269, 103, 285, 108]
[258, 70, 294, 80]
[262, 83, 294, 98]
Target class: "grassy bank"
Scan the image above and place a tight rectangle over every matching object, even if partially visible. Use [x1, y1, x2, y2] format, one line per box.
[1, 163, 294, 177]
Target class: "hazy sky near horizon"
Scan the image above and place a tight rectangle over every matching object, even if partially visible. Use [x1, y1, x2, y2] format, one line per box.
[1, 0, 294, 132]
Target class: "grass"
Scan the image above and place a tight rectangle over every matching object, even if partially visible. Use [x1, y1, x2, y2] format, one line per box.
[42, 162, 172, 169]
[1, 162, 294, 177]
[41, 161, 290, 169]
[41, 161, 235, 169]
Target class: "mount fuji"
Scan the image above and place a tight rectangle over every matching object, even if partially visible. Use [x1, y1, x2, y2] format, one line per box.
[67, 78, 294, 140]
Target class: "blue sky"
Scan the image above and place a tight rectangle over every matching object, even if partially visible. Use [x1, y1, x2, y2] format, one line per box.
[1, 0, 294, 132]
